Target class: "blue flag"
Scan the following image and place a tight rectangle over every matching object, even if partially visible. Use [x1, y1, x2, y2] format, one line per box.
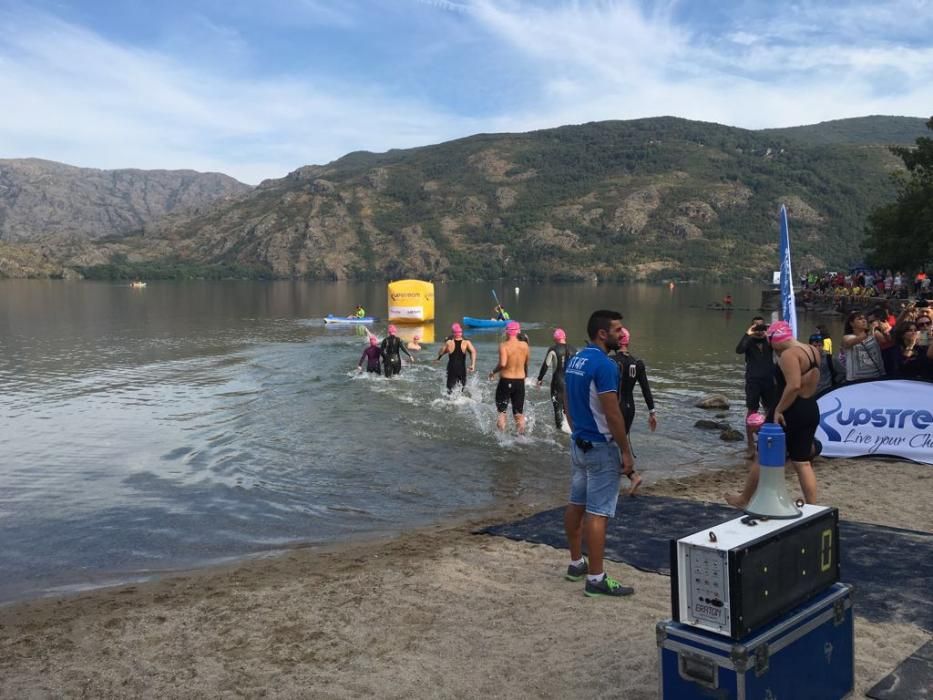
[779, 205, 798, 338]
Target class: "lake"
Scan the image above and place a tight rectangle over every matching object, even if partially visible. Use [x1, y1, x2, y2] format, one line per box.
[0, 280, 841, 603]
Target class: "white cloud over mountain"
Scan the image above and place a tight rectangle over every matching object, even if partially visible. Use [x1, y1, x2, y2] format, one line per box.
[0, 1, 929, 183]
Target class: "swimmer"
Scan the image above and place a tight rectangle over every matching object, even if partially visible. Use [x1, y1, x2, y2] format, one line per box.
[612, 327, 655, 495]
[726, 320, 821, 508]
[358, 335, 382, 374]
[435, 324, 476, 393]
[381, 325, 414, 377]
[489, 321, 529, 433]
[536, 328, 577, 431]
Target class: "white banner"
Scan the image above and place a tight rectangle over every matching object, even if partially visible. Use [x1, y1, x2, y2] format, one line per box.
[388, 305, 425, 320]
[816, 379, 933, 464]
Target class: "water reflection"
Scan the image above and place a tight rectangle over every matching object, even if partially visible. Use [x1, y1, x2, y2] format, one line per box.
[0, 280, 844, 603]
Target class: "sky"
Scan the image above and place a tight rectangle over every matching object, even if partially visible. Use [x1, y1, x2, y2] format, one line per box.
[1, 0, 931, 184]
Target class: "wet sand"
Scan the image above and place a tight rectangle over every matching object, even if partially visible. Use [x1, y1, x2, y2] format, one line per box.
[1, 456, 930, 698]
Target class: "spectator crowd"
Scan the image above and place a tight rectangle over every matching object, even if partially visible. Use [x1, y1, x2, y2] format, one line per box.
[739, 300, 933, 416]
[800, 269, 931, 303]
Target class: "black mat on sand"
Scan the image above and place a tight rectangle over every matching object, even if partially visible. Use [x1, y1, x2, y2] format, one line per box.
[480, 495, 933, 632]
[867, 640, 933, 700]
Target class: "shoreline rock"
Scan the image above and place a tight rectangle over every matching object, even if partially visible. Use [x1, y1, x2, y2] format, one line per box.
[694, 394, 730, 409]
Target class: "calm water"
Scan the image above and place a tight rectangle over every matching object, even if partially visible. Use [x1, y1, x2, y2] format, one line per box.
[0, 280, 840, 603]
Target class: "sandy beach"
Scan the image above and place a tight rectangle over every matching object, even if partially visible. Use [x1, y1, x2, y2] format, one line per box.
[1, 456, 930, 699]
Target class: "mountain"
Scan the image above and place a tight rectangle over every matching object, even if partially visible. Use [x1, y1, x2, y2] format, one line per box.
[0, 159, 251, 243]
[761, 116, 928, 146]
[6, 116, 920, 281]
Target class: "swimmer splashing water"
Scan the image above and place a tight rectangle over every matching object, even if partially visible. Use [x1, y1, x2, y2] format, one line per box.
[489, 321, 529, 434]
[436, 323, 476, 394]
[380, 325, 414, 377]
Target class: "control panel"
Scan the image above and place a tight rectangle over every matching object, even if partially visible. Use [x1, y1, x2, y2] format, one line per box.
[684, 545, 730, 633]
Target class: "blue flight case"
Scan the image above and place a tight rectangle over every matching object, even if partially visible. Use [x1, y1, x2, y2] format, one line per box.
[658, 582, 854, 700]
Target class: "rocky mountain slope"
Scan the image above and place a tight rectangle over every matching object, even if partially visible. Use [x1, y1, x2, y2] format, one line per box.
[0, 159, 250, 243]
[5, 116, 923, 281]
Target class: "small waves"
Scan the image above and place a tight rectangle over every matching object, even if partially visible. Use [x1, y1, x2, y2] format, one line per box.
[0, 290, 762, 604]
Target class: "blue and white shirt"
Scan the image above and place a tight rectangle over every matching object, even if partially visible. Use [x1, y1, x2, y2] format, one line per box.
[564, 343, 619, 443]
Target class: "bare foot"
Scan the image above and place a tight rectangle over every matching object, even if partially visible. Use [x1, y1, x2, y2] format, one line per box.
[724, 493, 747, 509]
[624, 470, 643, 496]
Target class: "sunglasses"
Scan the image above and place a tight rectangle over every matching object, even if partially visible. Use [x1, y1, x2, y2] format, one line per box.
[918, 321, 932, 327]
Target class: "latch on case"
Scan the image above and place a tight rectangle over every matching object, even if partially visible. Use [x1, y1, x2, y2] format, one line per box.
[833, 599, 846, 625]
[754, 644, 771, 676]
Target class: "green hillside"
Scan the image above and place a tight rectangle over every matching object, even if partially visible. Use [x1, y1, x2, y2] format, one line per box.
[762, 115, 927, 146]
[67, 117, 910, 282]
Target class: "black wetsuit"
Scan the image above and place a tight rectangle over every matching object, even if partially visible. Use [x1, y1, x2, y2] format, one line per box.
[446, 339, 468, 393]
[537, 343, 577, 428]
[613, 352, 655, 433]
[736, 334, 776, 412]
[767, 347, 820, 462]
[380, 336, 412, 377]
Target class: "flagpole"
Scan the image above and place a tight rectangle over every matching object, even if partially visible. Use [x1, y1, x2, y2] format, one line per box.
[779, 205, 798, 338]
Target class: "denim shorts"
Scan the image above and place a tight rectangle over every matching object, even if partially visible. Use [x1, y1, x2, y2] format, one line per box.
[568, 440, 622, 517]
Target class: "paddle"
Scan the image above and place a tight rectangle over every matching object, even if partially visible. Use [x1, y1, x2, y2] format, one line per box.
[490, 289, 505, 320]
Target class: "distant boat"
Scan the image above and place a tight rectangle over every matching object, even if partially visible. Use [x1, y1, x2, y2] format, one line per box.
[130, 282, 147, 288]
[324, 314, 374, 325]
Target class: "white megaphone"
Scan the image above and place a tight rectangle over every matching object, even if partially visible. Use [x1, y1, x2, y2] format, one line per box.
[745, 422, 801, 519]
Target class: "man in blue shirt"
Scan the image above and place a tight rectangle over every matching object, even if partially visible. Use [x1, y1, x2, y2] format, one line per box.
[562, 309, 636, 598]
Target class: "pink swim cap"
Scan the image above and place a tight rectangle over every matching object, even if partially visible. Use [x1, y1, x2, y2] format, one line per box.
[553, 328, 566, 341]
[451, 323, 463, 335]
[506, 321, 520, 336]
[369, 335, 378, 346]
[767, 320, 794, 344]
[388, 324, 397, 335]
[746, 412, 765, 428]
[619, 327, 631, 346]
[413, 335, 420, 341]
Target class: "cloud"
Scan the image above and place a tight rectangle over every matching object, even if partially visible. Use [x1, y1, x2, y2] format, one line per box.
[0, 9, 478, 184]
[0, 1, 930, 184]
[415, 0, 472, 13]
[462, 0, 933, 129]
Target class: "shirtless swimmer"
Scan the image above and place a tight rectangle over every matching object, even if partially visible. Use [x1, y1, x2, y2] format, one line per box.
[489, 321, 530, 434]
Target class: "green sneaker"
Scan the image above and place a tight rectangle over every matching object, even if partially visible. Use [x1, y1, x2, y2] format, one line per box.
[565, 557, 588, 581]
[584, 574, 635, 598]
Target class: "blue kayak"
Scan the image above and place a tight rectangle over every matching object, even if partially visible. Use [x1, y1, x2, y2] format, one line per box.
[324, 314, 375, 325]
[462, 316, 512, 329]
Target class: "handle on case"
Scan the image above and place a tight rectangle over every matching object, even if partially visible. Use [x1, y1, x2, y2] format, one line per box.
[678, 652, 719, 689]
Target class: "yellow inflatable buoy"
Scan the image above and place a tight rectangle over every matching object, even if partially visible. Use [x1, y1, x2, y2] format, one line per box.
[387, 280, 435, 323]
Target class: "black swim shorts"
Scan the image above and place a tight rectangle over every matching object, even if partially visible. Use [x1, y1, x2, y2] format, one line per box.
[782, 396, 820, 462]
[495, 377, 526, 414]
